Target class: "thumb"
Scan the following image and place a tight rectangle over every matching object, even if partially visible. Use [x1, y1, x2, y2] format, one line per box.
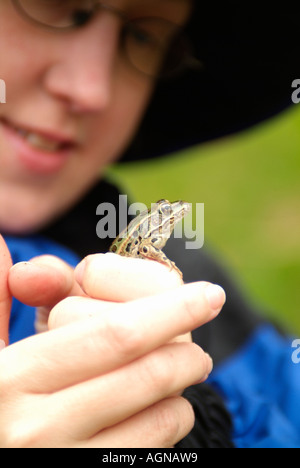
[0, 235, 12, 346]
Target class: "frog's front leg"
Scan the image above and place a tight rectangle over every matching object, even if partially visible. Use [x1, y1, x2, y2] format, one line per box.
[138, 239, 183, 279]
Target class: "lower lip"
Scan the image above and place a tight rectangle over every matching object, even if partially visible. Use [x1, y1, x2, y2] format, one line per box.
[1, 120, 74, 175]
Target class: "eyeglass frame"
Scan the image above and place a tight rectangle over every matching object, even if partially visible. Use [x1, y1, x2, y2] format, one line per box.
[11, 0, 202, 79]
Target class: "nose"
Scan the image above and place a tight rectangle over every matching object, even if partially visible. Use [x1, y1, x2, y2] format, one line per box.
[43, 15, 120, 113]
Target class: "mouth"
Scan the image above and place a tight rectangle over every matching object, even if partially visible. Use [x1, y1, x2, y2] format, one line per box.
[16, 128, 69, 152]
[0, 118, 78, 174]
[4, 118, 76, 152]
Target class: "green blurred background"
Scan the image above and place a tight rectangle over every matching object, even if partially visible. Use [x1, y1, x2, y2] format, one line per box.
[107, 105, 300, 334]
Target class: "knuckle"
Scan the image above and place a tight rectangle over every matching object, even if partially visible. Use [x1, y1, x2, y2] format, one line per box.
[0, 402, 39, 448]
[102, 314, 144, 360]
[153, 399, 181, 444]
[3, 424, 33, 448]
[0, 404, 60, 448]
[139, 350, 174, 394]
[3, 422, 46, 448]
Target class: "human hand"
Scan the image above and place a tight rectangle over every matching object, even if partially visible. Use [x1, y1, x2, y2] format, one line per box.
[9, 252, 191, 339]
[0, 236, 12, 347]
[1, 248, 225, 447]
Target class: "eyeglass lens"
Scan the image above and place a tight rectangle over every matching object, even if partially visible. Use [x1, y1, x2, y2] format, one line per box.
[13, 0, 198, 78]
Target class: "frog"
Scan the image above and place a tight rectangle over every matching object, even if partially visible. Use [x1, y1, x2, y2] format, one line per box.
[109, 199, 191, 278]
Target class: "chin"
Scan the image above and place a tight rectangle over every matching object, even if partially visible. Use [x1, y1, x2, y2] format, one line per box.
[0, 206, 56, 235]
[0, 218, 42, 236]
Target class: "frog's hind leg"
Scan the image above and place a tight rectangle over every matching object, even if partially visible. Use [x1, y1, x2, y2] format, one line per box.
[138, 242, 183, 279]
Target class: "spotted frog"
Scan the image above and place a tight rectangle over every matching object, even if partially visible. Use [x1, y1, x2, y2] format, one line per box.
[109, 199, 191, 278]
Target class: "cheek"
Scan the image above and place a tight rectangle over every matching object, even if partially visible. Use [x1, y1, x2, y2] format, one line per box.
[0, 13, 48, 114]
[0, 8, 33, 77]
[87, 77, 153, 168]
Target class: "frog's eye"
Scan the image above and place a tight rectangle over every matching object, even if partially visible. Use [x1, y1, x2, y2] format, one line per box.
[159, 202, 172, 215]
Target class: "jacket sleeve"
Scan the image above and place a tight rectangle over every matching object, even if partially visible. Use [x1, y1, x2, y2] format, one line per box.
[176, 383, 235, 448]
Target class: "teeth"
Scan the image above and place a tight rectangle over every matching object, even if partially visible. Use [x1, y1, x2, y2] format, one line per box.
[25, 132, 62, 152]
[14, 125, 62, 152]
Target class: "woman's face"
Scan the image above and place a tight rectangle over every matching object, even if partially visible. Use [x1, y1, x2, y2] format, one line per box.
[0, 0, 191, 233]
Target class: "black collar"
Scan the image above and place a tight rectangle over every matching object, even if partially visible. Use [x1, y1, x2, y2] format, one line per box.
[40, 180, 122, 259]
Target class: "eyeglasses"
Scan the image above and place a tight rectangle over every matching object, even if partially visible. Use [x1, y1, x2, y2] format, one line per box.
[11, 0, 202, 78]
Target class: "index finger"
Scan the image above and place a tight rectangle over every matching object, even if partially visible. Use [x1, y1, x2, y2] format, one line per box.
[75, 253, 183, 302]
[0, 235, 12, 345]
[9, 255, 84, 307]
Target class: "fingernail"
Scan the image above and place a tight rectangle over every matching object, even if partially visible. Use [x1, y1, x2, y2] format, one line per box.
[0, 340, 6, 351]
[206, 353, 214, 376]
[74, 258, 87, 285]
[205, 284, 226, 313]
[193, 353, 214, 385]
